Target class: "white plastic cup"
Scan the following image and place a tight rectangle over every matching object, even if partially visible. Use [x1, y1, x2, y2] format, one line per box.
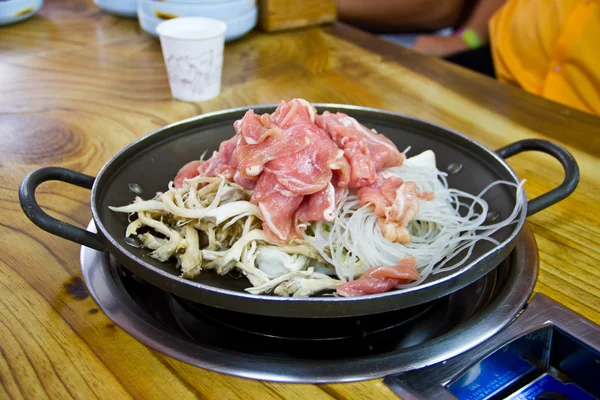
[156, 17, 227, 102]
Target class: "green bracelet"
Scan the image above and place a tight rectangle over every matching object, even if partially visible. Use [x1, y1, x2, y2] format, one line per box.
[457, 28, 482, 49]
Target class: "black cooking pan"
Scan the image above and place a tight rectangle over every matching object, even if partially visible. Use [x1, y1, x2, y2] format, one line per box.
[19, 105, 579, 318]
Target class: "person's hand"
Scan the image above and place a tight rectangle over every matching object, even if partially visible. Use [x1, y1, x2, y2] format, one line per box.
[412, 34, 469, 57]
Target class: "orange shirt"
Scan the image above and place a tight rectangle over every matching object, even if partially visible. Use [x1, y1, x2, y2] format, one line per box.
[489, 0, 600, 115]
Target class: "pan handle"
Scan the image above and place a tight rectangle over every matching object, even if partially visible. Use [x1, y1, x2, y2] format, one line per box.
[19, 167, 106, 252]
[496, 139, 579, 216]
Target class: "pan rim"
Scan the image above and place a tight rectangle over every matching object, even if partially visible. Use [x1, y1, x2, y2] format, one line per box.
[90, 104, 527, 306]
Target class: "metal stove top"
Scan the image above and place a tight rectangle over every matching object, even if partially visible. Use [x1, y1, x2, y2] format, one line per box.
[387, 294, 600, 399]
[80, 223, 538, 383]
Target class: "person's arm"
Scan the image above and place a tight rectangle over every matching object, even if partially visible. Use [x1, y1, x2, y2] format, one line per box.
[337, 0, 467, 33]
[412, 0, 506, 57]
[457, 0, 505, 43]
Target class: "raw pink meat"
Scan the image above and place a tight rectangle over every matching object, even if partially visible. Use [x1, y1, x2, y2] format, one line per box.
[316, 111, 405, 187]
[336, 257, 420, 297]
[173, 160, 204, 188]
[374, 181, 421, 243]
[295, 183, 336, 224]
[234, 110, 277, 144]
[196, 134, 238, 178]
[233, 170, 258, 190]
[173, 98, 423, 245]
[356, 171, 404, 216]
[388, 181, 420, 226]
[173, 135, 239, 188]
[338, 279, 399, 297]
[234, 111, 309, 182]
[265, 148, 333, 195]
[265, 99, 348, 194]
[357, 173, 432, 244]
[251, 172, 303, 243]
[272, 98, 318, 130]
[234, 134, 308, 181]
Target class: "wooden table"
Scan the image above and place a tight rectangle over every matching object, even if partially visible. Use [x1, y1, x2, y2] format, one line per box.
[1, 1, 599, 398]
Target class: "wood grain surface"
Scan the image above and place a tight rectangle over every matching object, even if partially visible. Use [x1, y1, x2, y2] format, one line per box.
[1, 1, 599, 399]
[258, 0, 336, 32]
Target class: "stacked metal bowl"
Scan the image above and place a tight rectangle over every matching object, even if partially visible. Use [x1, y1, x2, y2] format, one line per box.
[94, 0, 257, 42]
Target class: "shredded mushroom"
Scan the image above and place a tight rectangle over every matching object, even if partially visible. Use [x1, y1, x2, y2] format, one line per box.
[110, 175, 337, 296]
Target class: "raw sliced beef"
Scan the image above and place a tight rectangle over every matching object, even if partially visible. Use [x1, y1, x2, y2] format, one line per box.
[356, 171, 404, 216]
[173, 134, 239, 188]
[234, 112, 308, 181]
[247, 99, 350, 241]
[251, 172, 303, 243]
[357, 172, 431, 244]
[173, 160, 204, 188]
[265, 99, 349, 194]
[336, 257, 420, 297]
[294, 183, 336, 224]
[173, 98, 417, 245]
[316, 111, 405, 187]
